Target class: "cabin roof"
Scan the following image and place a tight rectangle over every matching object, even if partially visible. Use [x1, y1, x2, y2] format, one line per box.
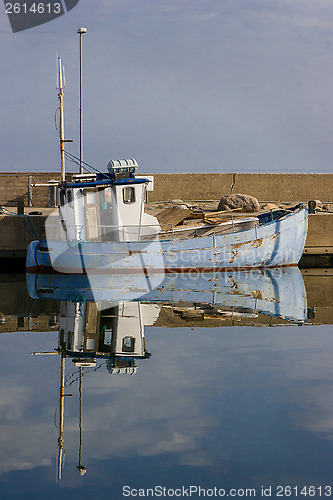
[62, 176, 150, 189]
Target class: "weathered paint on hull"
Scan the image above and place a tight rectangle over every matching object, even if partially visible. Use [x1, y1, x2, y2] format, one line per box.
[26, 206, 308, 274]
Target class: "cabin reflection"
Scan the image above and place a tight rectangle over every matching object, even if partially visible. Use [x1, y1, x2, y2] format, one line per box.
[58, 300, 159, 373]
[54, 300, 159, 479]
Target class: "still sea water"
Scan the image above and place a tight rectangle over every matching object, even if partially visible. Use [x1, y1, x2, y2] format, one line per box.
[0, 269, 332, 499]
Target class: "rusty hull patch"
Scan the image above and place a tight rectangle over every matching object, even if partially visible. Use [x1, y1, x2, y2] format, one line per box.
[231, 237, 264, 250]
[228, 237, 265, 263]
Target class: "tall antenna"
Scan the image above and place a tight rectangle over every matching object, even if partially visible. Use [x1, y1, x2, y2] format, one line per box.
[77, 27, 87, 174]
[57, 57, 66, 182]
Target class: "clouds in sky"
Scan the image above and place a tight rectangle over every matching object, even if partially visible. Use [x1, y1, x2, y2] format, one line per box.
[1, 0, 333, 174]
[1, 324, 333, 490]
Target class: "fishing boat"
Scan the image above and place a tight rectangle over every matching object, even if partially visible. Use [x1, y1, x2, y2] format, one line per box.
[26, 166, 308, 274]
[26, 59, 308, 275]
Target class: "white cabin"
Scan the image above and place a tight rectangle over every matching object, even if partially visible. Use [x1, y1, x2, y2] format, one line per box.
[57, 159, 160, 244]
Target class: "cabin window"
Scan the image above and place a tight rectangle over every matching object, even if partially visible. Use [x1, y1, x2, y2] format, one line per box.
[86, 188, 97, 205]
[99, 187, 112, 210]
[67, 190, 72, 204]
[104, 329, 112, 346]
[104, 187, 112, 204]
[122, 186, 135, 204]
[17, 316, 24, 328]
[86, 338, 96, 351]
[59, 190, 65, 206]
[122, 336, 135, 353]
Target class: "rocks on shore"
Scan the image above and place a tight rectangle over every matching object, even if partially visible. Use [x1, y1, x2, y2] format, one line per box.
[146, 197, 333, 217]
[217, 194, 260, 213]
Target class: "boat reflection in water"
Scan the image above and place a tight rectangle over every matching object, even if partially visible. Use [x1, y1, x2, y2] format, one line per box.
[27, 267, 308, 370]
[27, 265, 307, 328]
[28, 267, 307, 479]
[29, 266, 308, 410]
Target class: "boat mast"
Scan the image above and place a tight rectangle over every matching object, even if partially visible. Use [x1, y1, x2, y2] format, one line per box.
[77, 366, 87, 476]
[57, 351, 65, 481]
[57, 57, 66, 183]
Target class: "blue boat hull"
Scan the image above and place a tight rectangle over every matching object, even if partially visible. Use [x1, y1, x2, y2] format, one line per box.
[26, 205, 308, 274]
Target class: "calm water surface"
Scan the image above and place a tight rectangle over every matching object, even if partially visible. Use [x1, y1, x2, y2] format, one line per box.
[0, 270, 332, 499]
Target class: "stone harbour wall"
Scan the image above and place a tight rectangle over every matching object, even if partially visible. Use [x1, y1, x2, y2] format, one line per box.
[0, 172, 331, 207]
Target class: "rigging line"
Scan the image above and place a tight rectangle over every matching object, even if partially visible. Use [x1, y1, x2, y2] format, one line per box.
[64, 370, 78, 384]
[64, 152, 80, 164]
[64, 151, 103, 174]
[65, 362, 106, 387]
[64, 153, 90, 172]
[54, 107, 60, 130]
[65, 150, 94, 167]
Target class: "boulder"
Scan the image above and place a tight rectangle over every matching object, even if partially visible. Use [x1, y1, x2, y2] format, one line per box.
[217, 194, 260, 213]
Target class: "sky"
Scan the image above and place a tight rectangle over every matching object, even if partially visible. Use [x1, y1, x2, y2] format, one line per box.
[1, 0, 333, 175]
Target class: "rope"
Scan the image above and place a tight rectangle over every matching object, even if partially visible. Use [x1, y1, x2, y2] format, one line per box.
[0, 206, 40, 239]
[68, 238, 86, 248]
[24, 214, 40, 239]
